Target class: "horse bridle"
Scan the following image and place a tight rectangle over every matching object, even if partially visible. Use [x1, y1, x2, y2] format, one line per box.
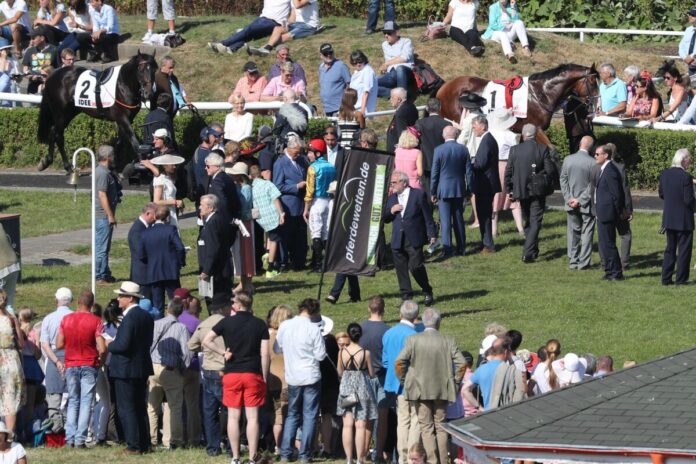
[570, 71, 599, 115]
[136, 59, 153, 102]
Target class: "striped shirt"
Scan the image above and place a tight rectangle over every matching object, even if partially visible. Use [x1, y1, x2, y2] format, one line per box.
[150, 315, 192, 369]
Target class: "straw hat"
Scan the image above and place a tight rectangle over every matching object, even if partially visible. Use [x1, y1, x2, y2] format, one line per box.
[229, 162, 249, 176]
[489, 108, 517, 130]
[150, 154, 185, 165]
[113, 281, 144, 298]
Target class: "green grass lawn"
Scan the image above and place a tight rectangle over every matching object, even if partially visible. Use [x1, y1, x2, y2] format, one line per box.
[0, 189, 149, 238]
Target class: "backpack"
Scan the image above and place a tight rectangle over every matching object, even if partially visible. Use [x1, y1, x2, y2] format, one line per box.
[412, 62, 444, 95]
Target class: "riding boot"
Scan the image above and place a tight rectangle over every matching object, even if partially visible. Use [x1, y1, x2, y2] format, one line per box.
[310, 238, 323, 273]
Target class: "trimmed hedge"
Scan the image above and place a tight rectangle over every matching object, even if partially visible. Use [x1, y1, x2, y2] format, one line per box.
[0, 108, 332, 169]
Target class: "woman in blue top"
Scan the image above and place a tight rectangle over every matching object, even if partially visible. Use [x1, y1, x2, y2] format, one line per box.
[482, 0, 531, 63]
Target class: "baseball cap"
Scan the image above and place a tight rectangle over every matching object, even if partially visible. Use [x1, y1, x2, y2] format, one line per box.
[174, 288, 191, 299]
[243, 61, 259, 73]
[153, 128, 169, 139]
[308, 138, 327, 155]
[200, 126, 223, 140]
[30, 27, 47, 38]
[382, 21, 399, 32]
[688, 7, 696, 16]
[319, 43, 334, 55]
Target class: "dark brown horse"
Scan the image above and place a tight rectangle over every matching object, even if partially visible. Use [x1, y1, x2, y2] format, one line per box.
[436, 63, 599, 146]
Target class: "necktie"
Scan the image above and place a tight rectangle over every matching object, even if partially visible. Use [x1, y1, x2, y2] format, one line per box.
[689, 29, 696, 56]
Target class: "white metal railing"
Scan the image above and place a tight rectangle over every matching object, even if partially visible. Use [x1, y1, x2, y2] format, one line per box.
[527, 27, 683, 43]
[592, 115, 696, 131]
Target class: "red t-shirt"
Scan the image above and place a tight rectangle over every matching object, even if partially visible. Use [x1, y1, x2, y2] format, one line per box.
[59, 312, 104, 368]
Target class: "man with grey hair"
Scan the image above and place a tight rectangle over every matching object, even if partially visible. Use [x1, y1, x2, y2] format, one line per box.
[128, 202, 157, 299]
[95, 145, 120, 284]
[416, 98, 452, 197]
[395, 307, 464, 464]
[560, 135, 596, 270]
[471, 115, 501, 254]
[598, 63, 627, 116]
[273, 133, 309, 270]
[205, 152, 241, 225]
[382, 300, 422, 464]
[386, 86, 418, 153]
[198, 193, 233, 313]
[431, 125, 472, 257]
[384, 171, 437, 304]
[622, 65, 640, 102]
[659, 148, 695, 285]
[505, 124, 555, 262]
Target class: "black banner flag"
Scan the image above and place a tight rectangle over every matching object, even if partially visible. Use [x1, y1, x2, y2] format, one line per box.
[325, 147, 394, 276]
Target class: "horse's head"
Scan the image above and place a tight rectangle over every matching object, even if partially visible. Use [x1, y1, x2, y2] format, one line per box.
[134, 51, 158, 102]
[568, 63, 600, 115]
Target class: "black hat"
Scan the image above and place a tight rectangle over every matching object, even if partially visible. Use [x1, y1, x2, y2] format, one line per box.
[319, 43, 334, 55]
[30, 27, 47, 38]
[382, 21, 399, 32]
[243, 61, 259, 73]
[458, 93, 488, 109]
[689, 7, 696, 16]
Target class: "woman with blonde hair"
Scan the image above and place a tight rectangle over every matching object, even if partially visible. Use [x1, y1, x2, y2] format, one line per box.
[529, 339, 561, 395]
[224, 94, 254, 142]
[223, 140, 241, 165]
[394, 127, 423, 188]
[0, 290, 25, 435]
[34, 0, 69, 45]
[337, 88, 366, 148]
[267, 304, 293, 455]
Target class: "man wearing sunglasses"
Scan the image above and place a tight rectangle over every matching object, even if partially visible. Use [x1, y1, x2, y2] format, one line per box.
[377, 21, 414, 98]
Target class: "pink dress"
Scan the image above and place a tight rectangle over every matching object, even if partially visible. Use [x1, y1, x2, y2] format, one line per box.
[394, 147, 422, 188]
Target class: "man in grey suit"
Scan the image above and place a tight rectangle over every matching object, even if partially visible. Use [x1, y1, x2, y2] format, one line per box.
[560, 136, 596, 270]
[430, 126, 473, 258]
[395, 308, 465, 464]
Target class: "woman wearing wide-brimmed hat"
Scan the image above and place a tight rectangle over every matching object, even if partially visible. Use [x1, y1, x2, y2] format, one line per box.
[455, 93, 487, 228]
[142, 151, 186, 228]
[225, 162, 256, 294]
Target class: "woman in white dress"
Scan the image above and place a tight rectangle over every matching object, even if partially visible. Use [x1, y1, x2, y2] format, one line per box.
[142, 154, 185, 228]
[224, 94, 254, 142]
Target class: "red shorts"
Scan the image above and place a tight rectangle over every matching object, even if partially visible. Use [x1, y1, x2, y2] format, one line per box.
[222, 372, 267, 408]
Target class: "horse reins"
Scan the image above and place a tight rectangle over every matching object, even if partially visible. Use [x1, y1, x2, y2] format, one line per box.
[106, 60, 152, 110]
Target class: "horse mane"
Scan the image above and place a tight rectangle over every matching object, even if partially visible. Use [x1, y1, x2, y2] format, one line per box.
[122, 52, 157, 70]
[529, 63, 592, 81]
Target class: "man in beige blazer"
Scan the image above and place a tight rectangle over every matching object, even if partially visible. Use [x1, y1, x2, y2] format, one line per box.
[395, 308, 465, 464]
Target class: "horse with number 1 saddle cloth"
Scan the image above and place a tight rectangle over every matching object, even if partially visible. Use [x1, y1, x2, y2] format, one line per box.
[483, 75, 529, 118]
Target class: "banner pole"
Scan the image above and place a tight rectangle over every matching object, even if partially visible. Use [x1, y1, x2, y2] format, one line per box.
[316, 225, 332, 301]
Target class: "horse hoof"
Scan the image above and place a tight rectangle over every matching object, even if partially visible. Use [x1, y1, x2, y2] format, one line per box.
[63, 163, 73, 174]
[37, 157, 53, 171]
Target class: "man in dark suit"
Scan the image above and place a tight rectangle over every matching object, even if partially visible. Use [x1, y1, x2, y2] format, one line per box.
[471, 116, 501, 253]
[386, 87, 418, 153]
[198, 194, 233, 313]
[659, 149, 695, 285]
[431, 126, 473, 257]
[128, 203, 156, 299]
[416, 98, 452, 197]
[143, 93, 176, 149]
[273, 135, 309, 270]
[384, 171, 437, 305]
[107, 282, 155, 455]
[138, 205, 186, 316]
[205, 152, 241, 226]
[593, 143, 625, 281]
[505, 124, 555, 262]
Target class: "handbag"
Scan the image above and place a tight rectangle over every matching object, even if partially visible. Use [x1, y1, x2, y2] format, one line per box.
[420, 16, 448, 42]
[339, 392, 359, 409]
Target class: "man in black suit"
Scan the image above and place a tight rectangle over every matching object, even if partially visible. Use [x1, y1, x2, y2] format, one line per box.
[593, 143, 625, 281]
[198, 194, 233, 313]
[144, 93, 177, 149]
[204, 152, 241, 226]
[127, 203, 156, 299]
[415, 98, 452, 197]
[471, 116, 502, 253]
[659, 149, 695, 285]
[505, 124, 555, 262]
[107, 282, 155, 455]
[138, 205, 186, 316]
[384, 171, 438, 305]
[386, 87, 418, 153]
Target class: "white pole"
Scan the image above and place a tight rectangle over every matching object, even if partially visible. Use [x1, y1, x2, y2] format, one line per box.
[71, 148, 97, 296]
[580, 31, 584, 42]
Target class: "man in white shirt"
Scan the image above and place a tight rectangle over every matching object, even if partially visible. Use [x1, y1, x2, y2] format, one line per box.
[247, 0, 321, 56]
[0, 0, 31, 58]
[377, 21, 414, 98]
[208, 0, 290, 54]
[274, 298, 326, 463]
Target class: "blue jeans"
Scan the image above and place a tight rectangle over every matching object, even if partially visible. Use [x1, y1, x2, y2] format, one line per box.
[378, 66, 411, 98]
[202, 370, 223, 454]
[281, 381, 321, 460]
[366, 0, 395, 32]
[0, 24, 28, 46]
[221, 16, 278, 51]
[65, 366, 98, 445]
[95, 217, 114, 280]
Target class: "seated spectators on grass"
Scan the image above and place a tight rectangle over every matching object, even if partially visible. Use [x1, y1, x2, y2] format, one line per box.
[60, 0, 92, 56]
[77, 0, 119, 64]
[0, 0, 31, 59]
[622, 65, 639, 102]
[33, 0, 68, 46]
[0, 44, 19, 104]
[231, 61, 268, 103]
[21, 27, 56, 94]
[266, 44, 306, 84]
[376, 21, 414, 98]
[481, 0, 531, 64]
[442, 0, 484, 57]
[623, 75, 661, 121]
[597, 63, 627, 117]
[247, 0, 321, 56]
[262, 61, 307, 102]
[207, 0, 290, 55]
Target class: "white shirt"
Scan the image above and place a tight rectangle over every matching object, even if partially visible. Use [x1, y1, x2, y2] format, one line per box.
[138, 216, 149, 228]
[66, 6, 91, 32]
[153, 174, 178, 227]
[38, 2, 68, 31]
[449, 0, 478, 32]
[531, 362, 551, 395]
[224, 111, 254, 142]
[275, 315, 327, 386]
[490, 129, 518, 161]
[261, 0, 291, 23]
[327, 145, 338, 166]
[122, 303, 138, 317]
[350, 64, 378, 113]
[382, 37, 414, 71]
[397, 186, 410, 216]
[0, 442, 26, 464]
[294, 0, 319, 28]
[0, 0, 31, 30]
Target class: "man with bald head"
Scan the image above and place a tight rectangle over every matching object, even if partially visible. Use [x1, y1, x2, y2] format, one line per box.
[560, 135, 597, 270]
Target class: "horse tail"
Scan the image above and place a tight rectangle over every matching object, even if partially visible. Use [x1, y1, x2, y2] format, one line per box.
[37, 93, 54, 144]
